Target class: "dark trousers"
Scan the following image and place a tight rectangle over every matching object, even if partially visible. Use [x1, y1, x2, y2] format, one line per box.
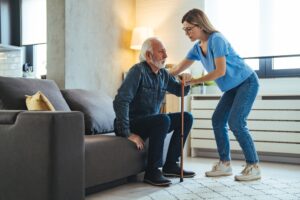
[130, 112, 193, 171]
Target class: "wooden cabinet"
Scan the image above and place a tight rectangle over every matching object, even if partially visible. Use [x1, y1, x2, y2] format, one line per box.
[190, 94, 300, 164]
[165, 93, 180, 113]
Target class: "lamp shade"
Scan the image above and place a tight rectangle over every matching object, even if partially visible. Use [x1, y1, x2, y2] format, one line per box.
[130, 27, 154, 50]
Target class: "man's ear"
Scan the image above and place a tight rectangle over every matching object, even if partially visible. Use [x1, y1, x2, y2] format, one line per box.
[145, 51, 152, 61]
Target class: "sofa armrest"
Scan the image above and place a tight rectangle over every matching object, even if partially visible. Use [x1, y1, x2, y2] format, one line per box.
[0, 110, 85, 200]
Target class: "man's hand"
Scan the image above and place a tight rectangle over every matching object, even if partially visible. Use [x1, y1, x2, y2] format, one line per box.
[190, 77, 202, 86]
[128, 134, 144, 150]
[178, 73, 192, 85]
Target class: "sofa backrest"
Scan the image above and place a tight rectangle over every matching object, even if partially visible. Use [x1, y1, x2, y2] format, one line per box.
[0, 76, 70, 111]
[61, 89, 115, 135]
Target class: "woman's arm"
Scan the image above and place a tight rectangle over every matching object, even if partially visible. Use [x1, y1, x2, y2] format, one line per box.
[191, 56, 226, 85]
[169, 58, 194, 76]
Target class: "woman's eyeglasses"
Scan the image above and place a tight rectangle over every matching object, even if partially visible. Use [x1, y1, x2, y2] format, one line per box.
[182, 25, 197, 33]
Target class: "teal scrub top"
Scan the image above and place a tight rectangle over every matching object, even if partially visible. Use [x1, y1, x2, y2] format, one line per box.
[186, 32, 254, 92]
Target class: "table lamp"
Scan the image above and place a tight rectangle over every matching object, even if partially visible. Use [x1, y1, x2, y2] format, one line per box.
[130, 27, 154, 50]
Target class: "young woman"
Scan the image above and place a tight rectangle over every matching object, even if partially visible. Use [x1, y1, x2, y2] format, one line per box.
[170, 8, 261, 181]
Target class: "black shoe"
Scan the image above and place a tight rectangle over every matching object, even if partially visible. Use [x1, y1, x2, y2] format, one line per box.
[144, 169, 171, 187]
[163, 163, 196, 178]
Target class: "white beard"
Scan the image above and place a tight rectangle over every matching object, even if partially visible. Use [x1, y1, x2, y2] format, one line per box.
[151, 56, 165, 69]
[155, 61, 165, 69]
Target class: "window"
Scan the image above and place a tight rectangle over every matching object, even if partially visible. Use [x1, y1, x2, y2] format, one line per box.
[33, 44, 47, 78]
[244, 59, 259, 71]
[21, 0, 46, 45]
[244, 55, 300, 78]
[205, 0, 300, 78]
[21, 0, 47, 79]
[273, 57, 300, 70]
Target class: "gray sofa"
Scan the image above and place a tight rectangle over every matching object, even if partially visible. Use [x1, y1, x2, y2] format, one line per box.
[0, 76, 148, 200]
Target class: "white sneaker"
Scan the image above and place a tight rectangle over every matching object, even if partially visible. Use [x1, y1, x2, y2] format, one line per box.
[205, 161, 233, 177]
[235, 164, 261, 181]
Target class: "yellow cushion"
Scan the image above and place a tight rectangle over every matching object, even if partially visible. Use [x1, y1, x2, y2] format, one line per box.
[25, 91, 56, 111]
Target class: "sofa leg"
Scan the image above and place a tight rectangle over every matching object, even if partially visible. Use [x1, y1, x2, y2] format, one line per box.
[85, 178, 127, 195]
[127, 172, 144, 182]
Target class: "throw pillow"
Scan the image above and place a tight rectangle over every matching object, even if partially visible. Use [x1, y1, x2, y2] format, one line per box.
[61, 89, 115, 135]
[25, 91, 56, 111]
[0, 76, 70, 111]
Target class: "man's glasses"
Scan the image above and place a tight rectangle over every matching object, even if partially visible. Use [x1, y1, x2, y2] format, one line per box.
[182, 25, 197, 33]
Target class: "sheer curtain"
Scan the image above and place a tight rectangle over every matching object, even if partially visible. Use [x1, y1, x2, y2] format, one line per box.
[205, 0, 300, 58]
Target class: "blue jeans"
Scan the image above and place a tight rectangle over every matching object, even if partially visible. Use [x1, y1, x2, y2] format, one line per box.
[130, 112, 193, 171]
[212, 73, 259, 164]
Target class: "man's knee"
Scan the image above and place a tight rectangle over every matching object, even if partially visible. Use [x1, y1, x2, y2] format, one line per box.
[152, 114, 171, 134]
[160, 114, 171, 126]
[184, 112, 193, 123]
[183, 112, 193, 132]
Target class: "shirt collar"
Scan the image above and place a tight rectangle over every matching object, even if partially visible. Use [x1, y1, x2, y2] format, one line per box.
[143, 61, 162, 76]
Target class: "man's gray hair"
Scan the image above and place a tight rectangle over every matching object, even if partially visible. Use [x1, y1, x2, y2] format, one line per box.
[139, 37, 159, 62]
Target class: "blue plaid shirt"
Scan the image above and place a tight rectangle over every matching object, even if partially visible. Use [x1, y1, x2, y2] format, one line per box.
[113, 61, 190, 137]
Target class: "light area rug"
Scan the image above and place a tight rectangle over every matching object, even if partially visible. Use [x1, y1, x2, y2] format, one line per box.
[137, 177, 300, 200]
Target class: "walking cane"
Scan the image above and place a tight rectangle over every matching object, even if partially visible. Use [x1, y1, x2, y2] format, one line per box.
[180, 79, 185, 182]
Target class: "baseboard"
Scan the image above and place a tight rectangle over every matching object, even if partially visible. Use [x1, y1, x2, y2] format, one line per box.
[192, 148, 300, 165]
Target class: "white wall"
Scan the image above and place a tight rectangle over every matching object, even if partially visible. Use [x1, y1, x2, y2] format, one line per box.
[47, 0, 135, 97]
[64, 0, 135, 97]
[47, 0, 66, 88]
[136, 0, 205, 73]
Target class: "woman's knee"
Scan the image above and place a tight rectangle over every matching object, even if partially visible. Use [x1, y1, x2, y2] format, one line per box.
[212, 112, 226, 129]
[228, 117, 247, 134]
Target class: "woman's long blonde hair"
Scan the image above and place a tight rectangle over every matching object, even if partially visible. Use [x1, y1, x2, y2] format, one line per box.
[182, 8, 218, 34]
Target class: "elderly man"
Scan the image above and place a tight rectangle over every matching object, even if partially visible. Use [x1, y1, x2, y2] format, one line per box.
[113, 37, 195, 186]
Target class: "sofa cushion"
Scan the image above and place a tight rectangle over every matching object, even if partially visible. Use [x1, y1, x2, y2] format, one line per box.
[85, 134, 146, 188]
[61, 89, 115, 135]
[0, 76, 71, 111]
[25, 91, 56, 111]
